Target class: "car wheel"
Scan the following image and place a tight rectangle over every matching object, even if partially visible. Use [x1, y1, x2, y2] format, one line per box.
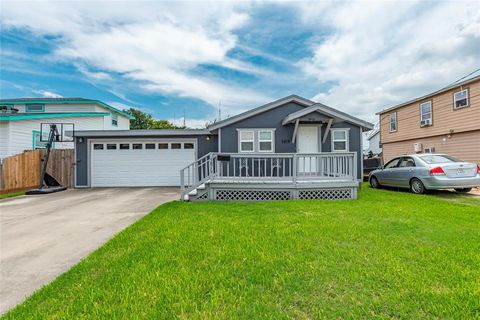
[370, 176, 381, 189]
[454, 188, 472, 193]
[410, 178, 426, 194]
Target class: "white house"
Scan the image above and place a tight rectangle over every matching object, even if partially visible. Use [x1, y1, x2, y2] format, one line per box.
[0, 98, 132, 159]
[365, 128, 382, 156]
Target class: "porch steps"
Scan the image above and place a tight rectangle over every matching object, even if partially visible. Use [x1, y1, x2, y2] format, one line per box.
[184, 184, 206, 201]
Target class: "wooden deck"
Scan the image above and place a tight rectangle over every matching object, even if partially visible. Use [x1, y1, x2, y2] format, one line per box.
[181, 152, 359, 201]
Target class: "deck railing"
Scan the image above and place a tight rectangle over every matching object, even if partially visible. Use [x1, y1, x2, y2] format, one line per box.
[180, 152, 357, 198]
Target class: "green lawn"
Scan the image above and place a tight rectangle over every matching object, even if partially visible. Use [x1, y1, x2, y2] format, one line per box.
[4, 185, 480, 319]
[0, 191, 25, 199]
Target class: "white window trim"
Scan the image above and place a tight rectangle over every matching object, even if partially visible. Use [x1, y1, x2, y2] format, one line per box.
[237, 128, 275, 153]
[257, 129, 274, 153]
[453, 88, 469, 109]
[330, 128, 349, 152]
[419, 101, 432, 126]
[389, 112, 397, 133]
[238, 129, 255, 153]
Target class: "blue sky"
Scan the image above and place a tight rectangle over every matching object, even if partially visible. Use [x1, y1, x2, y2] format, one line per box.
[1, 1, 479, 127]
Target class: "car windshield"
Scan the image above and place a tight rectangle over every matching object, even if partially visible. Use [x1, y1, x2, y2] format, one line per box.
[419, 155, 462, 164]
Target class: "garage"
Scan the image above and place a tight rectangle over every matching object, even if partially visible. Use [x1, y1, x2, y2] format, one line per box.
[90, 139, 196, 187]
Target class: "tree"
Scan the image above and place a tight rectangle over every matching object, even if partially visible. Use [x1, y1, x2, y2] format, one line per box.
[125, 108, 183, 130]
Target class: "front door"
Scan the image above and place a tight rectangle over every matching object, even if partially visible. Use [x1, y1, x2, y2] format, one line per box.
[297, 126, 319, 174]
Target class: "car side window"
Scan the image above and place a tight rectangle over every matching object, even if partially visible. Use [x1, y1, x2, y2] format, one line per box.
[384, 158, 400, 169]
[398, 157, 416, 168]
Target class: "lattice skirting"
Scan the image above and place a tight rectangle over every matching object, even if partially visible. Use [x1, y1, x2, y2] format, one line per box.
[215, 190, 291, 201]
[212, 188, 354, 201]
[298, 188, 352, 200]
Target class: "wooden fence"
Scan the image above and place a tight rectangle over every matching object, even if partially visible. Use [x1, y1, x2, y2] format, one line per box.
[0, 149, 75, 193]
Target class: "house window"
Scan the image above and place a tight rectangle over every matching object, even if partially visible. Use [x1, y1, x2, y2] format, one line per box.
[239, 130, 254, 152]
[389, 112, 397, 132]
[26, 104, 45, 112]
[111, 113, 118, 126]
[453, 88, 469, 109]
[420, 101, 432, 126]
[258, 130, 274, 152]
[331, 129, 349, 152]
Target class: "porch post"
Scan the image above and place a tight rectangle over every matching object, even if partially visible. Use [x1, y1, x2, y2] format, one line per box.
[292, 119, 300, 144]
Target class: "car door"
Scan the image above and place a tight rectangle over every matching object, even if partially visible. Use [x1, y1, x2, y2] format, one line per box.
[391, 157, 416, 188]
[376, 157, 401, 186]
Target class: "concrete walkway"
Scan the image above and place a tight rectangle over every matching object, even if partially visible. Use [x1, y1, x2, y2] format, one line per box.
[0, 187, 179, 314]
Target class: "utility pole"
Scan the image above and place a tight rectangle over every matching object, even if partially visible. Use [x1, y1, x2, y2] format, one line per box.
[218, 100, 222, 121]
[183, 109, 186, 128]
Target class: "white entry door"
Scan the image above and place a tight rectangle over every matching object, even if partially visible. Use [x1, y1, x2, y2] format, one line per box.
[297, 126, 319, 174]
[90, 140, 195, 187]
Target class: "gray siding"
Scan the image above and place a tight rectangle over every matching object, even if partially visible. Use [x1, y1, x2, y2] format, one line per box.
[220, 102, 304, 153]
[218, 102, 363, 180]
[75, 137, 89, 186]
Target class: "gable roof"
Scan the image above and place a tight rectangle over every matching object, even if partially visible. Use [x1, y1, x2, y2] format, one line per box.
[282, 103, 373, 130]
[0, 98, 134, 119]
[376, 74, 480, 115]
[207, 94, 373, 131]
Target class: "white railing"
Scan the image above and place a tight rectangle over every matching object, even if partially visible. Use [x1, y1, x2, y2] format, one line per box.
[180, 152, 357, 198]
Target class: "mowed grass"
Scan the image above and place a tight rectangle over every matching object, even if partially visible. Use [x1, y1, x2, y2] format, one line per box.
[0, 191, 25, 199]
[4, 185, 480, 319]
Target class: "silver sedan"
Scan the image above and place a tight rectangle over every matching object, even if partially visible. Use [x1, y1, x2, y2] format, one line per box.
[369, 154, 480, 194]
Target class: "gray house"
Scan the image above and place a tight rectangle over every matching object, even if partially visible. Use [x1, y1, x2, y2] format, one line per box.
[74, 95, 373, 201]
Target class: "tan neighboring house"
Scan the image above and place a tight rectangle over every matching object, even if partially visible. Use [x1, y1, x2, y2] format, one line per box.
[377, 75, 480, 165]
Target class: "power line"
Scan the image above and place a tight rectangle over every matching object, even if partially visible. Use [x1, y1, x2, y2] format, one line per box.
[440, 68, 480, 89]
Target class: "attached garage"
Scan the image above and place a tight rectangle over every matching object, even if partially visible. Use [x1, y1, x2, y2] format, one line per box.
[74, 130, 218, 188]
[90, 140, 196, 187]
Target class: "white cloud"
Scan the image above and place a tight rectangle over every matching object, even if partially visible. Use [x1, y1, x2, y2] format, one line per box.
[298, 1, 480, 123]
[33, 89, 63, 98]
[1, 1, 269, 115]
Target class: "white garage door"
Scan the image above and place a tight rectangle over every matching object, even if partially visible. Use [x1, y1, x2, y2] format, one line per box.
[90, 140, 196, 187]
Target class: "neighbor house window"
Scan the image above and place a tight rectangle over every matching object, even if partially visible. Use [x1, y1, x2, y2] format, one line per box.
[239, 130, 254, 152]
[111, 113, 118, 126]
[389, 112, 397, 132]
[453, 88, 469, 109]
[331, 129, 349, 152]
[258, 130, 274, 152]
[420, 101, 432, 126]
[26, 104, 45, 112]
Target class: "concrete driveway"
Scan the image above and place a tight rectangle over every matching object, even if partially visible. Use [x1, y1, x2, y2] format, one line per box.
[0, 187, 179, 314]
